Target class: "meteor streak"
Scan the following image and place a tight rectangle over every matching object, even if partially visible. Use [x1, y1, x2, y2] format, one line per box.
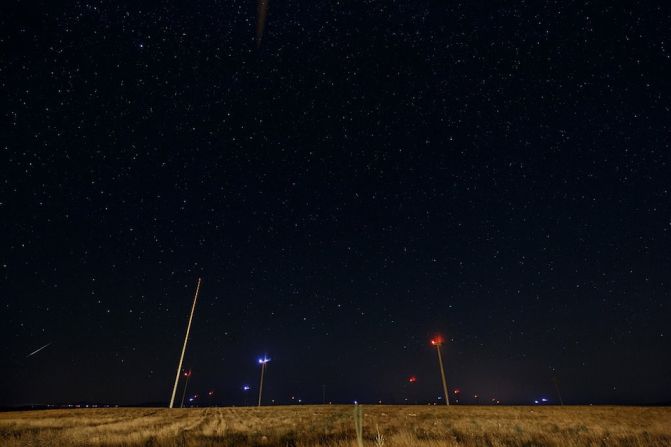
[26, 342, 52, 358]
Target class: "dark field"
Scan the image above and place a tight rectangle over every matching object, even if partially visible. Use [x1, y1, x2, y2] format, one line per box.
[1, 405, 669, 447]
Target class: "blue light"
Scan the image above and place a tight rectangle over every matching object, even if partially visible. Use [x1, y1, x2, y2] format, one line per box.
[258, 356, 271, 364]
[242, 385, 251, 391]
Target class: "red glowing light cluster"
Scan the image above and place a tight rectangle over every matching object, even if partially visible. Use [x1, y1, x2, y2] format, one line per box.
[183, 370, 192, 377]
[408, 376, 417, 383]
[430, 335, 444, 346]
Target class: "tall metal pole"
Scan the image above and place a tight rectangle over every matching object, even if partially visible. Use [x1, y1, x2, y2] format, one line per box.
[180, 370, 191, 408]
[553, 376, 564, 406]
[169, 278, 202, 408]
[257, 362, 266, 407]
[435, 343, 450, 406]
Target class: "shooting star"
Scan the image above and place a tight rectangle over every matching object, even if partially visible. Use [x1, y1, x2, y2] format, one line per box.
[256, 0, 269, 48]
[26, 342, 52, 358]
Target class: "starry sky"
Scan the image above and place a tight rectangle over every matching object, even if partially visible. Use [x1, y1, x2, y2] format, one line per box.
[2, 1, 670, 407]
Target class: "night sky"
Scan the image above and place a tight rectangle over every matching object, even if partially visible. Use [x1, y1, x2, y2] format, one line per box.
[2, 1, 670, 407]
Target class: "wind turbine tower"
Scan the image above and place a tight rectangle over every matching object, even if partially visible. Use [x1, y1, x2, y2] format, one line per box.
[431, 335, 450, 406]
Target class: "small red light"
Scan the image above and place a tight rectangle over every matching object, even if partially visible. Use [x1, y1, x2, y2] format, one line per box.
[430, 335, 444, 346]
[408, 376, 417, 383]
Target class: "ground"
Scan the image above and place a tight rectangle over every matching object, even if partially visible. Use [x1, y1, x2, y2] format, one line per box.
[1, 405, 669, 446]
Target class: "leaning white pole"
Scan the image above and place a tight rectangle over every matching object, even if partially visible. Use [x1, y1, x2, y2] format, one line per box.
[169, 278, 202, 408]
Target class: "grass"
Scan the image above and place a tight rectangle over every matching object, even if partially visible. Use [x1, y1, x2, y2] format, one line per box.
[1, 405, 669, 446]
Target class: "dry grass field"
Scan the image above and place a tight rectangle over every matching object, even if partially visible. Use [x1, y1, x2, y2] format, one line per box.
[1, 405, 669, 447]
